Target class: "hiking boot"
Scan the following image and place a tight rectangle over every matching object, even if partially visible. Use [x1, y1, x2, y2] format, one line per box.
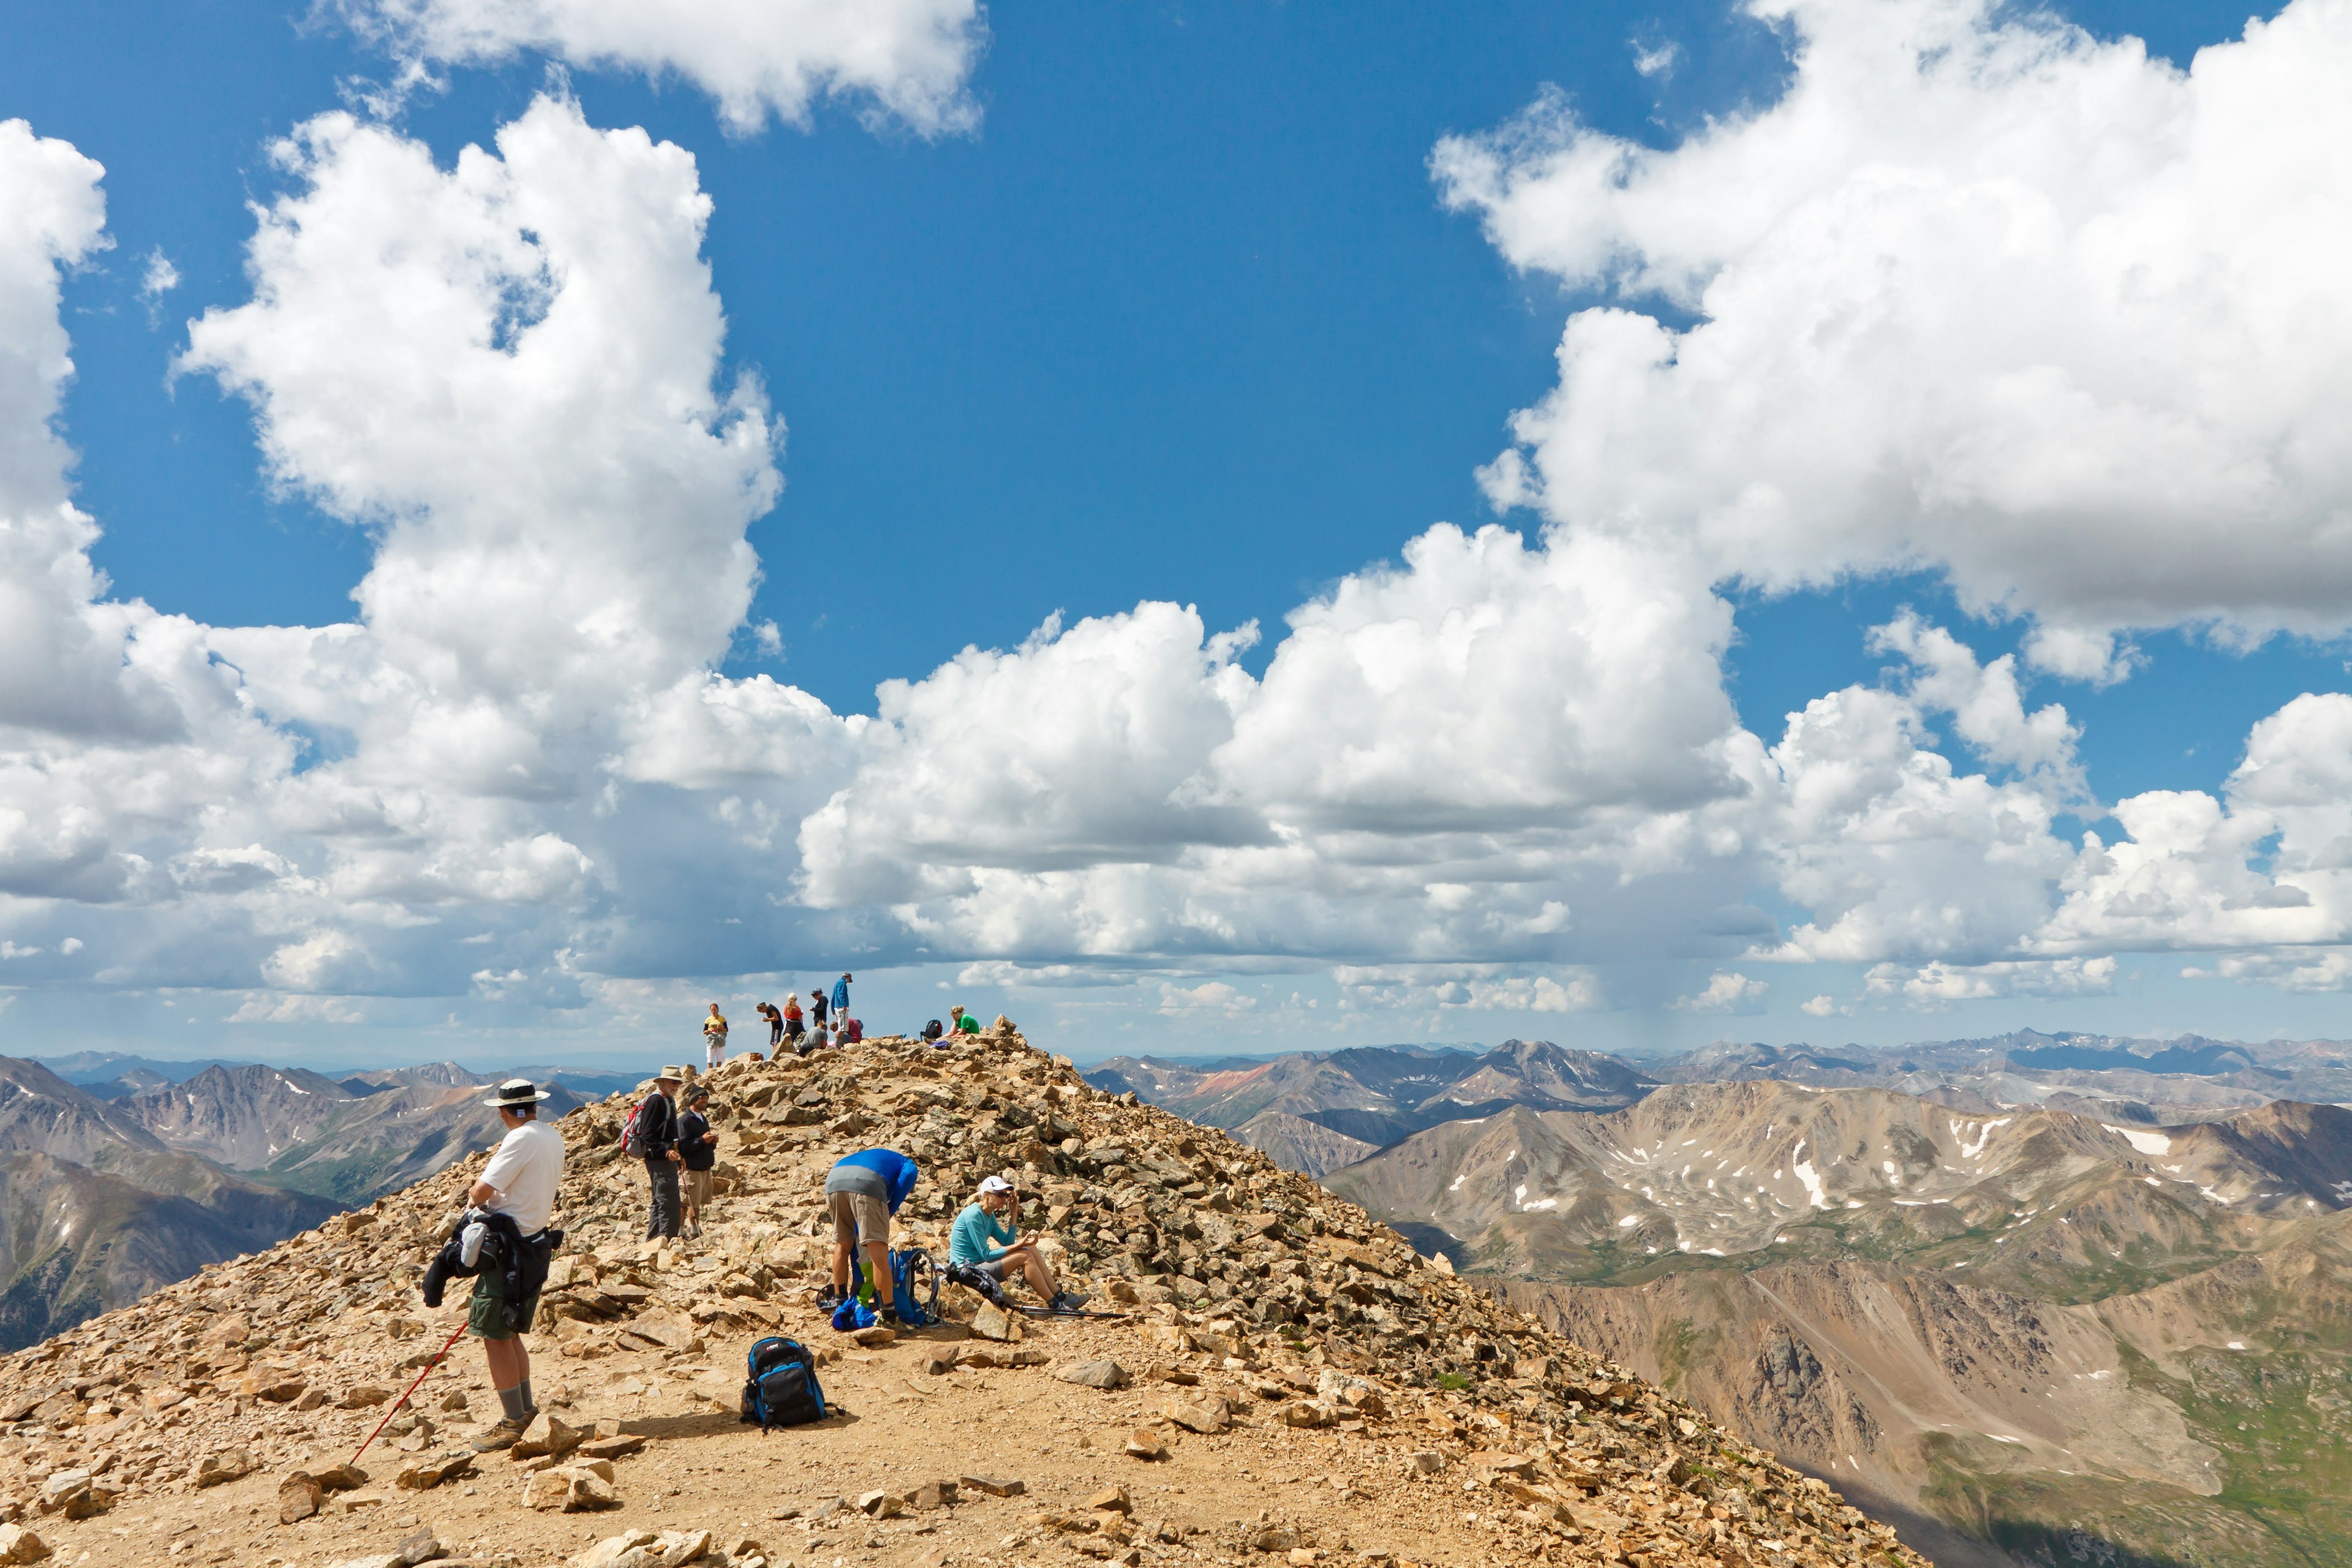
[1048, 1290, 1087, 1313]
[816, 1285, 843, 1311]
[470, 1417, 528, 1452]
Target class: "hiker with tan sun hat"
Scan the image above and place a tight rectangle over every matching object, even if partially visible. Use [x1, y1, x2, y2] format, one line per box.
[622, 1065, 689, 1242]
[456, 1077, 563, 1450]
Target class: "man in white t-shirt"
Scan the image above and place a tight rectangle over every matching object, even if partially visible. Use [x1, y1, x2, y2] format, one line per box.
[466, 1079, 565, 1450]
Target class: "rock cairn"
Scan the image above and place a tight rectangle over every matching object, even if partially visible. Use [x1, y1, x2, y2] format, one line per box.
[0, 1023, 1930, 1568]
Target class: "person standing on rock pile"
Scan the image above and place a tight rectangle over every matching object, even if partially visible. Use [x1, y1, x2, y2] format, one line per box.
[702, 1003, 728, 1072]
[464, 1079, 564, 1452]
[782, 993, 805, 1052]
[822, 1146, 923, 1322]
[809, 982, 829, 1035]
[678, 1085, 718, 1238]
[757, 1000, 782, 1055]
[636, 1066, 687, 1241]
[832, 971, 851, 1023]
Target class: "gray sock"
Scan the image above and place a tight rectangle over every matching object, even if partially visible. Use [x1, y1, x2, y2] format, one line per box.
[498, 1384, 529, 1423]
[518, 1378, 536, 1417]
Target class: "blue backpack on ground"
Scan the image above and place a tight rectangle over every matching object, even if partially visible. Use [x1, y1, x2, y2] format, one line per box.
[741, 1336, 827, 1429]
[849, 1248, 937, 1327]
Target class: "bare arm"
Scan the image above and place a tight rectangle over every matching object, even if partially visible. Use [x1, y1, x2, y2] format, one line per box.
[468, 1178, 499, 1206]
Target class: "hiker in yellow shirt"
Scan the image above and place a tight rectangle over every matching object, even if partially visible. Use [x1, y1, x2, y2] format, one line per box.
[702, 1003, 728, 1072]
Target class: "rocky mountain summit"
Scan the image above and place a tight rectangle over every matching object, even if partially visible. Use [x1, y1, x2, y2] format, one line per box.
[0, 1028, 1923, 1568]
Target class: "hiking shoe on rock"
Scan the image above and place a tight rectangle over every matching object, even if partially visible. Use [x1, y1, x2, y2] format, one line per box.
[470, 1418, 528, 1452]
[1047, 1291, 1085, 1313]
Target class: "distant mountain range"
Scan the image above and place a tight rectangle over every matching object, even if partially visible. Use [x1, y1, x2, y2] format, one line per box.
[1085, 1039, 1654, 1171]
[0, 1051, 652, 1351]
[1665, 1029, 2352, 1124]
[1095, 1033, 2352, 1568]
[0, 1058, 341, 1349]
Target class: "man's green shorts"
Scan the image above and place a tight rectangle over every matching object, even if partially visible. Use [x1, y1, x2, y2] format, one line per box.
[467, 1271, 540, 1341]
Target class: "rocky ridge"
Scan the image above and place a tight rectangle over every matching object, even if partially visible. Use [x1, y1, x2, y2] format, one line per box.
[0, 1028, 1929, 1568]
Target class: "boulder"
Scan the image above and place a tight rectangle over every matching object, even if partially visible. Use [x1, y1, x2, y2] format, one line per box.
[960, 1474, 1026, 1497]
[0, 1524, 49, 1564]
[857, 1489, 907, 1518]
[1055, 1359, 1128, 1390]
[277, 1472, 324, 1523]
[577, 1433, 646, 1460]
[394, 1448, 477, 1490]
[512, 1411, 582, 1459]
[192, 1449, 258, 1488]
[35, 1472, 114, 1521]
[1124, 1430, 1170, 1461]
[1090, 1486, 1133, 1514]
[524, 1466, 623, 1512]
[574, 1532, 658, 1568]
[312, 1463, 370, 1492]
[850, 1325, 896, 1348]
[395, 1526, 442, 1567]
[1162, 1397, 1232, 1434]
[968, 1302, 1019, 1342]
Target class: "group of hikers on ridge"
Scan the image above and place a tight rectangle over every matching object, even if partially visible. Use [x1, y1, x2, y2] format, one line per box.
[699, 984, 990, 1069]
[699, 975, 860, 1068]
[441, 1046, 1081, 1452]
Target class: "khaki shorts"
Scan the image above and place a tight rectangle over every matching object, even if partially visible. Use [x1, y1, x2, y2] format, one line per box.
[828, 1188, 889, 1248]
[684, 1168, 714, 1208]
[467, 1270, 538, 1341]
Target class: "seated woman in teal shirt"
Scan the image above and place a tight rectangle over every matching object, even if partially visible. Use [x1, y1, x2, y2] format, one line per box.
[948, 1175, 1079, 1311]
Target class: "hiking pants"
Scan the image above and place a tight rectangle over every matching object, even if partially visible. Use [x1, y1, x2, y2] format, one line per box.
[646, 1159, 682, 1240]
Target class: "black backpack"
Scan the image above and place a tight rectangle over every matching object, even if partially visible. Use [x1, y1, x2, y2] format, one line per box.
[741, 1336, 827, 1429]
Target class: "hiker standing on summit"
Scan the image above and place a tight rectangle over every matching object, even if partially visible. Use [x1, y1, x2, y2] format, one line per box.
[633, 1066, 687, 1241]
[702, 1003, 728, 1072]
[678, 1085, 718, 1238]
[832, 972, 851, 1021]
[464, 1079, 563, 1450]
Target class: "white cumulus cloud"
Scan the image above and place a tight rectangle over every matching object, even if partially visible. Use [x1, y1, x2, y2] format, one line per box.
[338, 0, 986, 136]
[1674, 970, 1769, 1013]
[1436, 0, 2352, 659]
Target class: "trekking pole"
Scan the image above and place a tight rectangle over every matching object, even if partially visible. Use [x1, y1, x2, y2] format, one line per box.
[350, 1321, 472, 1465]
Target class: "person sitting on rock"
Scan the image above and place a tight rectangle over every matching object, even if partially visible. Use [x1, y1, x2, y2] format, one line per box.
[949, 1174, 1079, 1311]
[949, 1005, 981, 1035]
[823, 1147, 923, 1323]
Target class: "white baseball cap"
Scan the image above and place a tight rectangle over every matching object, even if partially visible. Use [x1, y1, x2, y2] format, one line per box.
[977, 1175, 1016, 1195]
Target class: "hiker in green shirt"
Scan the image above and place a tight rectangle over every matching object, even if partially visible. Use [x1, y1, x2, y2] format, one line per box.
[948, 1175, 1079, 1311]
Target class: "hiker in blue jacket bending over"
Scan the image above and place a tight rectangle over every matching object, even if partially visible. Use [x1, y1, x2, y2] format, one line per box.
[823, 1147, 922, 1323]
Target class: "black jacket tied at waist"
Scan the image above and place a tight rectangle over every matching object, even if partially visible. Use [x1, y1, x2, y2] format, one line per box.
[420, 1211, 564, 1333]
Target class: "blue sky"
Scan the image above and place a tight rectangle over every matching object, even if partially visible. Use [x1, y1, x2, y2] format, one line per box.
[5, 0, 2352, 1069]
